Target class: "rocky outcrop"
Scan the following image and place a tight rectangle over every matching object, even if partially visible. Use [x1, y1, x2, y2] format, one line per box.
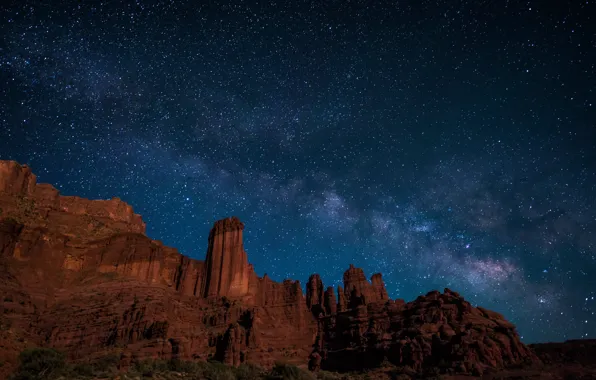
[216, 310, 259, 366]
[314, 288, 540, 376]
[306, 274, 324, 316]
[342, 265, 389, 308]
[0, 161, 318, 377]
[337, 285, 347, 312]
[343, 264, 370, 308]
[302, 264, 540, 377]
[0, 161, 36, 195]
[323, 287, 336, 315]
[0, 160, 555, 378]
[370, 273, 389, 302]
[204, 217, 251, 299]
[0, 160, 146, 240]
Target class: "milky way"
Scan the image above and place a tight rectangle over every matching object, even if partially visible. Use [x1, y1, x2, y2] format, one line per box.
[1, 0, 595, 343]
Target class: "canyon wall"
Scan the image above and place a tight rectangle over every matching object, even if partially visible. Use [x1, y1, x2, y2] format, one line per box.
[0, 160, 539, 378]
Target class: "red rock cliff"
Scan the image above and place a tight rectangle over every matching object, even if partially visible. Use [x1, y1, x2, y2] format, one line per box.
[0, 161, 36, 195]
[306, 274, 324, 315]
[0, 160, 318, 376]
[0, 160, 542, 378]
[342, 264, 388, 307]
[203, 217, 251, 299]
[0, 160, 146, 237]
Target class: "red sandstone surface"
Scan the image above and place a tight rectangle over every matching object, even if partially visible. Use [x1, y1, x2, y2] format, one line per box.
[0, 160, 594, 379]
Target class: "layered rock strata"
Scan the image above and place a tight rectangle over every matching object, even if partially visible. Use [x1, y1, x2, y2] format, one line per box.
[0, 160, 541, 378]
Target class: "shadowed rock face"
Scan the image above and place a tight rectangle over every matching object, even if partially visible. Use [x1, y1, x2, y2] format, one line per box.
[1, 159, 588, 379]
[306, 274, 325, 315]
[311, 288, 539, 376]
[531, 339, 596, 368]
[342, 265, 390, 308]
[323, 286, 337, 315]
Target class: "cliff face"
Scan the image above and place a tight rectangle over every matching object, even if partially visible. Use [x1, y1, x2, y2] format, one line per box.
[0, 161, 37, 195]
[0, 161, 146, 242]
[0, 160, 542, 378]
[310, 286, 539, 376]
[0, 160, 316, 378]
[204, 217, 250, 299]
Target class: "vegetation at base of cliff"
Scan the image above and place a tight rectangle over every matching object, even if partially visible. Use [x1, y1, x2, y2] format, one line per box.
[8, 348, 353, 380]
[9, 348, 66, 380]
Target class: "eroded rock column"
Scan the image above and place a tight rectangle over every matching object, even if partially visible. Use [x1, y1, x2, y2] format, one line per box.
[203, 217, 250, 298]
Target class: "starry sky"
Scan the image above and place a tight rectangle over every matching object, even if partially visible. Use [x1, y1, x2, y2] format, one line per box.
[1, 0, 595, 343]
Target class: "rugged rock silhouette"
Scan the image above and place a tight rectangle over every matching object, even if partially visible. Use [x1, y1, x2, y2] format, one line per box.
[0, 160, 594, 379]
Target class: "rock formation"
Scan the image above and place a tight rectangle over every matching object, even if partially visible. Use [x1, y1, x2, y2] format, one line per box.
[204, 217, 250, 299]
[323, 286, 337, 315]
[313, 287, 540, 376]
[0, 160, 320, 377]
[370, 273, 389, 302]
[341, 264, 389, 308]
[306, 274, 324, 316]
[2, 159, 587, 379]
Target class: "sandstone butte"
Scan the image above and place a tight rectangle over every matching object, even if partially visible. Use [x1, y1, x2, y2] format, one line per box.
[0, 159, 595, 379]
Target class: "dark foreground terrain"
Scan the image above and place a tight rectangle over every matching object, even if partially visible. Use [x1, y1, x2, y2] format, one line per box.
[1, 160, 595, 379]
[8, 341, 596, 380]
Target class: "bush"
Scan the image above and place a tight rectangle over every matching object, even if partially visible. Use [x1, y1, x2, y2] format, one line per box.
[66, 363, 94, 377]
[125, 358, 237, 380]
[167, 358, 200, 373]
[9, 349, 323, 380]
[9, 348, 122, 380]
[132, 358, 170, 376]
[202, 360, 236, 380]
[90, 353, 120, 375]
[316, 371, 342, 380]
[236, 363, 264, 380]
[268, 362, 314, 380]
[10, 347, 65, 380]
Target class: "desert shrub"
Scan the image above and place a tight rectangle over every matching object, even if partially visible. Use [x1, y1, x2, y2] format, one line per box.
[166, 358, 199, 372]
[163, 359, 262, 380]
[268, 362, 314, 380]
[236, 362, 264, 380]
[316, 371, 342, 380]
[126, 358, 237, 379]
[201, 360, 237, 380]
[10, 347, 65, 380]
[132, 358, 169, 376]
[91, 353, 119, 369]
[64, 362, 94, 377]
[77, 354, 120, 377]
[9, 353, 327, 380]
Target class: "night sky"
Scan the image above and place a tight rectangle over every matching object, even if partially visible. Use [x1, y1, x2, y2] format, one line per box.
[1, 0, 595, 344]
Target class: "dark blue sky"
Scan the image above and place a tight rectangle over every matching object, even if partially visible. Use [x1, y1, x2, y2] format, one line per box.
[1, 0, 595, 343]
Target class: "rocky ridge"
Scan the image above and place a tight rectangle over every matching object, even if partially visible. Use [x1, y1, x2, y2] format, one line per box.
[0, 160, 588, 379]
